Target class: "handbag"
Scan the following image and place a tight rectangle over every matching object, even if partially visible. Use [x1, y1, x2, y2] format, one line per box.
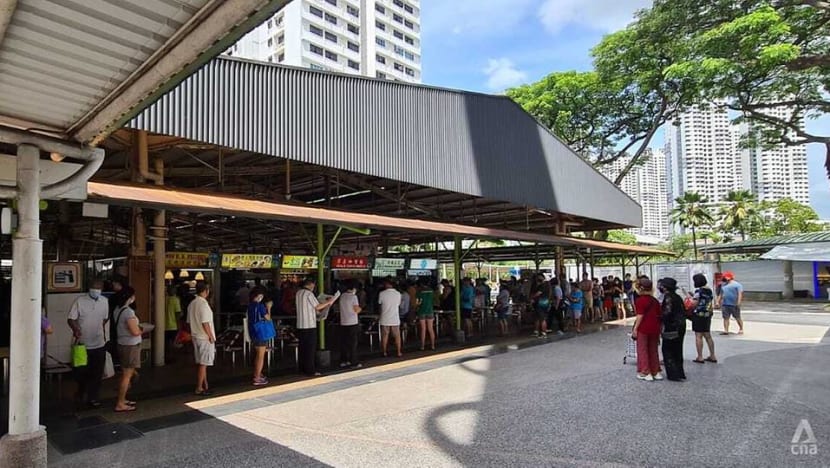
[251, 306, 276, 341]
[71, 339, 88, 367]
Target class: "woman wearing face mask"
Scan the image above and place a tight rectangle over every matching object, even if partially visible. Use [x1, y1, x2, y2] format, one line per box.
[247, 287, 272, 386]
[114, 287, 142, 412]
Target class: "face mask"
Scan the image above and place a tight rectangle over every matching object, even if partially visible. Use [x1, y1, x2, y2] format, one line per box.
[89, 289, 102, 299]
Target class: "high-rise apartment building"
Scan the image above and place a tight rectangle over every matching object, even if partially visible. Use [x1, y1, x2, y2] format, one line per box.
[226, 0, 422, 83]
[601, 148, 671, 240]
[667, 104, 810, 209]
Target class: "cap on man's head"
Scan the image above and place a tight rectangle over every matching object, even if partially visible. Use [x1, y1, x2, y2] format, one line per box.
[723, 271, 735, 281]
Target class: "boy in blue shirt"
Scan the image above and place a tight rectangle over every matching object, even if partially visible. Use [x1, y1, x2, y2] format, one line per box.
[570, 284, 584, 333]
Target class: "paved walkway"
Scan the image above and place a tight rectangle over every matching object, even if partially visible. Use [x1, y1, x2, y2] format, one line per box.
[48, 302, 830, 467]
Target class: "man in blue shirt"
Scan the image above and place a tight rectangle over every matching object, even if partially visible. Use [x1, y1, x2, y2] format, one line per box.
[716, 271, 744, 335]
[460, 278, 476, 338]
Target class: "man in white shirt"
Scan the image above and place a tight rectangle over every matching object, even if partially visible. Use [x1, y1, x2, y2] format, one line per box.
[187, 282, 215, 396]
[378, 278, 403, 358]
[67, 279, 109, 407]
[338, 281, 362, 368]
[296, 278, 338, 376]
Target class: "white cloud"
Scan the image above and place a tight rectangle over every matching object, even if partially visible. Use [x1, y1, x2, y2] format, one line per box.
[483, 58, 528, 92]
[538, 0, 652, 34]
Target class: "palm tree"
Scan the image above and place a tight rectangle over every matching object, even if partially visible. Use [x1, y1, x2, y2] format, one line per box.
[718, 190, 762, 241]
[670, 192, 714, 259]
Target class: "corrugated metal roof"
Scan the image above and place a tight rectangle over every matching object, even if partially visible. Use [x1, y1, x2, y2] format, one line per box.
[701, 232, 830, 253]
[0, 0, 289, 143]
[127, 57, 643, 229]
[88, 181, 669, 256]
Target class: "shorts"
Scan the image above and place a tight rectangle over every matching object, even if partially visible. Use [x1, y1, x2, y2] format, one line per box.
[583, 294, 593, 309]
[117, 344, 141, 369]
[252, 339, 269, 348]
[721, 305, 741, 320]
[613, 297, 623, 305]
[692, 316, 712, 333]
[535, 306, 549, 321]
[571, 308, 583, 320]
[604, 298, 613, 310]
[496, 310, 510, 321]
[193, 338, 216, 366]
[418, 314, 434, 320]
[461, 308, 472, 319]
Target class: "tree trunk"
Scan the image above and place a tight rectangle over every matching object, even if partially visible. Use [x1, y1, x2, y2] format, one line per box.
[691, 226, 698, 259]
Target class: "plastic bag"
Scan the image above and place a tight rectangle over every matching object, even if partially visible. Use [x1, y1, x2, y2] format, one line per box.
[102, 352, 114, 379]
[71, 343, 87, 367]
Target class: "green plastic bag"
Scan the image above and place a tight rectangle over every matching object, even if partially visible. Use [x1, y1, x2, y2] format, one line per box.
[71, 343, 88, 367]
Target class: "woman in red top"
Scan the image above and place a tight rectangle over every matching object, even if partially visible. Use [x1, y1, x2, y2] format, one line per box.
[631, 278, 663, 381]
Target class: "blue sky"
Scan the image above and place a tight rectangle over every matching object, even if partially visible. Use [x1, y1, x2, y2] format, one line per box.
[419, 0, 830, 218]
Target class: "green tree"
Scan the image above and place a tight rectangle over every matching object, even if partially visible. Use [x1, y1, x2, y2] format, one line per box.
[659, 233, 694, 259]
[718, 190, 763, 240]
[657, 0, 830, 175]
[606, 230, 638, 245]
[760, 198, 822, 236]
[670, 192, 715, 259]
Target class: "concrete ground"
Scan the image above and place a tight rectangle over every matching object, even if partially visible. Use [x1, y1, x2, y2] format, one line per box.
[48, 301, 830, 467]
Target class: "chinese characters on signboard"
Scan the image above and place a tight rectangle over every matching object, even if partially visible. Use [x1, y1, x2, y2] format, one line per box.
[331, 256, 369, 270]
[281, 255, 319, 269]
[221, 254, 275, 269]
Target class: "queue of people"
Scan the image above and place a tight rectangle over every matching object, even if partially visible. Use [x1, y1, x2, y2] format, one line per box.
[631, 271, 741, 382]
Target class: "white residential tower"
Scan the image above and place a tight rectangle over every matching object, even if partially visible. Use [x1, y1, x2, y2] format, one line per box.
[226, 0, 422, 83]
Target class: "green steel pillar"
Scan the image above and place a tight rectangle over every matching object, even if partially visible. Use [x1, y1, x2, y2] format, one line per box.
[317, 224, 326, 350]
[454, 236, 462, 330]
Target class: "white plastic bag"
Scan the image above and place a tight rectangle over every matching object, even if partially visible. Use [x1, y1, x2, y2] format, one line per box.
[102, 351, 115, 379]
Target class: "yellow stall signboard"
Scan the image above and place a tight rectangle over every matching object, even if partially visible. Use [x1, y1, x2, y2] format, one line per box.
[221, 254, 275, 269]
[166, 252, 210, 268]
[282, 255, 319, 269]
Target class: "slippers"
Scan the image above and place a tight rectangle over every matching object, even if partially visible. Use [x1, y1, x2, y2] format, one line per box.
[114, 406, 136, 413]
[719, 332, 729, 336]
[693, 359, 705, 364]
[705, 357, 718, 363]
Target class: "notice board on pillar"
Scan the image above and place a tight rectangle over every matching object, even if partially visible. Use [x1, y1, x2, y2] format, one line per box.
[129, 256, 153, 323]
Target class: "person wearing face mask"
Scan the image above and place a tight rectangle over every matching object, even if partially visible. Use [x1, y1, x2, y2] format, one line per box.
[247, 287, 272, 386]
[67, 278, 110, 408]
[658, 277, 687, 382]
[114, 287, 142, 412]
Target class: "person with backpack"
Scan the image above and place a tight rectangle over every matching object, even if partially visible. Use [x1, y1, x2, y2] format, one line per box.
[658, 277, 687, 382]
[686, 274, 717, 364]
[631, 278, 662, 381]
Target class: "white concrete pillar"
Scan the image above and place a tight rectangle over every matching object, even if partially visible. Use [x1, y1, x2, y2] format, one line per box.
[1, 144, 48, 467]
[783, 260, 794, 300]
[8, 144, 43, 435]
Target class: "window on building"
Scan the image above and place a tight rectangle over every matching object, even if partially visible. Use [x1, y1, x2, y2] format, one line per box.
[348, 23, 359, 34]
[310, 5, 323, 17]
[404, 19, 414, 29]
[325, 31, 337, 43]
[393, 0, 404, 7]
[348, 41, 359, 52]
[324, 0, 336, 6]
[275, 15, 283, 27]
[325, 50, 338, 61]
[376, 20, 386, 31]
[310, 44, 324, 55]
[404, 4, 414, 14]
[393, 30, 403, 40]
[277, 34, 284, 45]
[394, 45, 404, 56]
[309, 63, 327, 71]
[376, 54, 386, 64]
[325, 13, 337, 25]
[404, 35, 414, 45]
[404, 51, 414, 60]
[310, 24, 323, 36]
[347, 5, 359, 17]
[268, 56, 273, 62]
[377, 71, 386, 79]
[394, 62, 404, 71]
[404, 67, 414, 77]
[267, 19, 273, 29]
[348, 60, 359, 70]
[376, 37, 386, 47]
[393, 13, 403, 23]
[267, 38, 273, 47]
[278, 53, 285, 62]
[375, 4, 385, 14]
